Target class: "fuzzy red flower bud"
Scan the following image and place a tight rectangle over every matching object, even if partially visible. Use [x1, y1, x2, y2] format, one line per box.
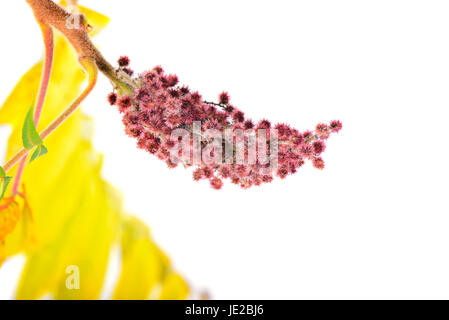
[330, 120, 343, 133]
[153, 65, 164, 75]
[312, 141, 326, 154]
[244, 120, 254, 129]
[107, 92, 117, 105]
[232, 110, 245, 123]
[117, 96, 132, 113]
[313, 157, 325, 169]
[167, 75, 179, 87]
[300, 145, 313, 157]
[276, 165, 289, 179]
[303, 131, 313, 140]
[275, 123, 292, 138]
[118, 56, 130, 67]
[193, 168, 203, 181]
[292, 133, 304, 145]
[210, 177, 223, 190]
[262, 175, 273, 183]
[219, 92, 230, 105]
[231, 176, 240, 184]
[316, 123, 330, 139]
[224, 105, 234, 113]
[180, 86, 190, 95]
[257, 119, 271, 129]
[202, 167, 213, 179]
[219, 166, 231, 178]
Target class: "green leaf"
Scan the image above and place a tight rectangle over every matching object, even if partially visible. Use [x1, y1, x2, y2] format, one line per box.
[0, 166, 10, 201]
[0, 176, 12, 201]
[22, 106, 43, 149]
[30, 145, 48, 163]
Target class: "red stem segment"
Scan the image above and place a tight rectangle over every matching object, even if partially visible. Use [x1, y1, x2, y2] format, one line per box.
[11, 23, 54, 196]
[34, 24, 54, 124]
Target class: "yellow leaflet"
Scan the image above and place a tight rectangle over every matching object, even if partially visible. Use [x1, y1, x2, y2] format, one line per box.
[15, 135, 119, 299]
[54, 181, 122, 299]
[159, 272, 190, 300]
[0, 242, 5, 268]
[4, 197, 35, 257]
[113, 217, 170, 300]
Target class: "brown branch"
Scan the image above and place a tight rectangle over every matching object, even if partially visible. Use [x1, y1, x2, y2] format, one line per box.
[25, 0, 133, 94]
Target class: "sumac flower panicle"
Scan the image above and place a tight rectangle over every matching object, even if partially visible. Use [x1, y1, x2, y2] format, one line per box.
[108, 60, 342, 190]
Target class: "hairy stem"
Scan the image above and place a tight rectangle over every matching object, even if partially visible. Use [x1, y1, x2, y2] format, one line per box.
[11, 160, 27, 196]
[2, 58, 98, 174]
[34, 24, 54, 124]
[26, 0, 133, 94]
[67, 0, 78, 7]
[11, 23, 54, 196]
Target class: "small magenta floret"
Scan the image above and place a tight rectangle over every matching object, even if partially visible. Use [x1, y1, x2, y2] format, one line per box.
[118, 56, 130, 67]
[219, 92, 230, 105]
[107, 92, 117, 105]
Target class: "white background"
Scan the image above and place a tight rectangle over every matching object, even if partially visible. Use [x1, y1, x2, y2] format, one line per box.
[1, 0, 449, 299]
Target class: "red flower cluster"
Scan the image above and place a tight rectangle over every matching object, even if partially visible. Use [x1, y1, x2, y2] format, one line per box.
[108, 58, 342, 190]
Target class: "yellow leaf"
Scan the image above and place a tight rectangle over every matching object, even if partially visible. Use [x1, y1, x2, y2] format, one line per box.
[2, 4, 114, 299]
[159, 272, 190, 300]
[15, 136, 121, 299]
[53, 181, 122, 299]
[0, 2, 189, 300]
[2, 197, 35, 257]
[113, 217, 170, 300]
[0, 1, 109, 255]
[0, 242, 5, 268]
